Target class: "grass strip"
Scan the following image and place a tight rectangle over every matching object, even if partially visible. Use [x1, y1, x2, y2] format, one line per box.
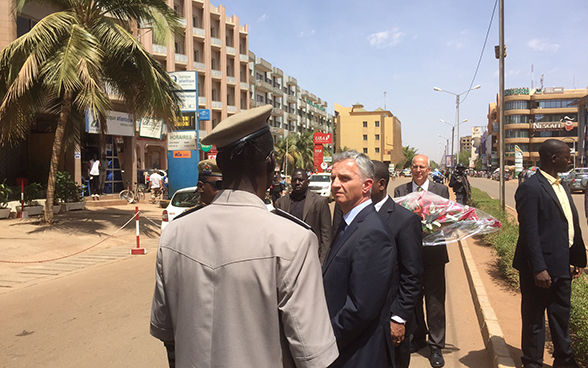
[470, 187, 588, 365]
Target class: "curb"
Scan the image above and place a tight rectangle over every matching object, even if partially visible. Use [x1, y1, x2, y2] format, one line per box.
[458, 237, 517, 368]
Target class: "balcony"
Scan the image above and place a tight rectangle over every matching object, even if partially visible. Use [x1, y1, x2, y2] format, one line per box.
[211, 69, 222, 78]
[198, 96, 206, 105]
[211, 101, 223, 109]
[271, 86, 282, 96]
[300, 89, 309, 98]
[253, 101, 267, 108]
[286, 95, 296, 104]
[272, 67, 283, 77]
[175, 53, 188, 63]
[227, 105, 238, 113]
[240, 82, 249, 90]
[285, 76, 297, 85]
[193, 28, 205, 38]
[239, 54, 248, 63]
[211, 37, 222, 47]
[255, 79, 272, 92]
[309, 93, 316, 101]
[193, 61, 206, 71]
[287, 113, 298, 122]
[227, 76, 237, 84]
[272, 108, 283, 116]
[226, 47, 236, 55]
[152, 44, 167, 54]
[255, 57, 272, 72]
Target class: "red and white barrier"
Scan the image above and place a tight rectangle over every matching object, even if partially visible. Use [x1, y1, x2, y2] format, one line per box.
[130, 206, 147, 255]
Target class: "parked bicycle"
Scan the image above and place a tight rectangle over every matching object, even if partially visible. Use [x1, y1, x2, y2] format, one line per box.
[119, 181, 146, 204]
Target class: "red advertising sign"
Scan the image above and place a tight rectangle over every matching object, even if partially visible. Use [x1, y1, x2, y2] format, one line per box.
[314, 144, 324, 172]
[314, 132, 332, 144]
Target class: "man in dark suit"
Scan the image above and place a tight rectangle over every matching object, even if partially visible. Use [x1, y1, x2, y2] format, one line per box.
[275, 168, 332, 263]
[371, 160, 423, 368]
[514, 139, 586, 368]
[323, 150, 396, 368]
[394, 154, 450, 368]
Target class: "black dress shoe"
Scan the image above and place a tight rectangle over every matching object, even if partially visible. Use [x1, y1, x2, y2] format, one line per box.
[410, 339, 427, 353]
[429, 347, 445, 368]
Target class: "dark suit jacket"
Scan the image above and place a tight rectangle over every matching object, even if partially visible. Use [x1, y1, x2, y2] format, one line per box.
[275, 190, 332, 262]
[513, 170, 587, 276]
[393, 181, 450, 265]
[323, 204, 396, 368]
[378, 197, 424, 327]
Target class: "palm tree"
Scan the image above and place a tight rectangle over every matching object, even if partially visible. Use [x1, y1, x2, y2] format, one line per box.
[400, 145, 419, 168]
[0, 0, 183, 223]
[295, 131, 314, 170]
[275, 135, 300, 175]
[335, 146, 351, 153]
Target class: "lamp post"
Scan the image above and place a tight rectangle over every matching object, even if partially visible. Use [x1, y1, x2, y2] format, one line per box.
[438, 134, 450, 167]
[433, 85, 481, 155]
[440, 119, 467, 166]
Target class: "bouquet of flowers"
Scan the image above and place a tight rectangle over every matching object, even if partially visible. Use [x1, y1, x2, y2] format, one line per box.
[393, 191, 501, 246]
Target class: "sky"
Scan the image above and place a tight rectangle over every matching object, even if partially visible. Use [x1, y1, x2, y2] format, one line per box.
[215, 0, 588, 164]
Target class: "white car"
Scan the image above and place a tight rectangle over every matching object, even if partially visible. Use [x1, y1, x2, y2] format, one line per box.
[161, 186, 200, 231]
[308, 173, 332, 202]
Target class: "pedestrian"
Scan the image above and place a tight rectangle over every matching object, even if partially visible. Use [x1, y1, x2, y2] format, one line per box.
[394, 154, 450, 368]
[98, 153, 108, 195]
[173, 158, 222, 221]
[274, 168, 332, 263]
[513, 139, 586, 368]
[89, 154, 100, 199]
[269, 172, 284, 205]
[150, 105, 338, 368]
[323, 150, 396, 367]
[371, 160, 424, 368]
[148, 168, 163, 203]
[449, 163, 471, 205]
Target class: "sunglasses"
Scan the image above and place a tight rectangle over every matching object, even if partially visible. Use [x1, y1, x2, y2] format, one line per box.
[202, 179, 223, 189]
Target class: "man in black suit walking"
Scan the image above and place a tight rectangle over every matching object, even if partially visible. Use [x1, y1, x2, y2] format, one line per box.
[514, 139, 586, 368]
[371, 160, 423, 368]
[323, 150, 396, 368]
[394, 154, 450, 368]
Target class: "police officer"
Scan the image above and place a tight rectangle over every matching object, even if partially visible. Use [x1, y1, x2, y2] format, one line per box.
[150, 105, 338, 367]
[449, 163, 471, 205]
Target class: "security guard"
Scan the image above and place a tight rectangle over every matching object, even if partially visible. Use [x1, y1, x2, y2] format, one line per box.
[173, 159, 222, 221]
[150, 105, 338, 367]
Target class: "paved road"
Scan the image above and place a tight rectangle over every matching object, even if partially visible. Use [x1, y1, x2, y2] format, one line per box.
[469, 177, 588, 238]
[0, 182, 493, 368]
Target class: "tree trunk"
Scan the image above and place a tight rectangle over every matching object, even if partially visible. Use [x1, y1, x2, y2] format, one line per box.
[43, 90, 73, 224]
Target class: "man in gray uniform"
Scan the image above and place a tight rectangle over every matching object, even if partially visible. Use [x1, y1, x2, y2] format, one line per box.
[150, 105, 338, 368]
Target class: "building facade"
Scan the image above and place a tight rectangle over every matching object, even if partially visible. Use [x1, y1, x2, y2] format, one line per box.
[1, 0, 334, 191]
[487, 87, 588, 169]
[460, 135, 472, 152]
[334, 102, 404, 166]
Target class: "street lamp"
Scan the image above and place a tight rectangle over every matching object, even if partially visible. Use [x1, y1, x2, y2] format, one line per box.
[438, 134, 450, 166]
[433, 85, 481, 155]
[440, 119, 467, 164]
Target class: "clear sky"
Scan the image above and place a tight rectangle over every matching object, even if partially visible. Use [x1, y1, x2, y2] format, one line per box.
[216, 0, 588, 164]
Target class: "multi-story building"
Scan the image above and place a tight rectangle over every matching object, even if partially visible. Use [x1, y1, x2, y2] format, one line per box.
[1, 0, 334, 190]
[333, 102, 404, 166]
[487, 87, 588, 168]
[460, 136, 472, 152]
[248, 51, 333, 143]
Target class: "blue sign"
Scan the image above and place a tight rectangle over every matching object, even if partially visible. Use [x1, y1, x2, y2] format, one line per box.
[199, 109, 211, 121]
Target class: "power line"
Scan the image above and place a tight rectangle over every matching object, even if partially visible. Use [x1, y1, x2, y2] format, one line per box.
[462, 0, 498, 104]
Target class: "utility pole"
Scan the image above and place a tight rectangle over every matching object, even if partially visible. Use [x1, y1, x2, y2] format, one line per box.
[498, 0, 506, 211]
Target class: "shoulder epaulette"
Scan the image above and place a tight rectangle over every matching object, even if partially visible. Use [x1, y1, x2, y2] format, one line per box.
[173, 204, 205, 221]
[272, 208, 312, 230]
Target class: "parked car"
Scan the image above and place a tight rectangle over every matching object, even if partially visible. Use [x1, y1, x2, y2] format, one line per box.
[564, 168, 588, 193]
[308, 173, 332, 202]
[161, 186, 200, 231]
[401, 168, 412, 177]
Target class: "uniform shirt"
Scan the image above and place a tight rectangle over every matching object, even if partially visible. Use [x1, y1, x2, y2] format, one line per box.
[151, 190, 338, 368]
[539, 169, 574, 247]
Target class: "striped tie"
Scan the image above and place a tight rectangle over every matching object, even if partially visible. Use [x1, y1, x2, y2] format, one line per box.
[417, 186, 423, 192]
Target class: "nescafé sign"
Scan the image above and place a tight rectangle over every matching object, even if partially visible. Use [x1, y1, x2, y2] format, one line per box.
[532, 122, 562, 131]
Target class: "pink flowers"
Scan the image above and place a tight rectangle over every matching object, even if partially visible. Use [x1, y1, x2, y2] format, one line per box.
[394, 191, 501, 246]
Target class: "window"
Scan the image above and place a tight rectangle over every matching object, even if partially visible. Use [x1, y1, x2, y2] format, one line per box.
[363, 148, 368, 154]
[375, 148, 380, 153]
[375, 121, 380, 127]
[363, 135, 368, 141]
[363, 121, 368, 128]
[375, 134, 380, 140]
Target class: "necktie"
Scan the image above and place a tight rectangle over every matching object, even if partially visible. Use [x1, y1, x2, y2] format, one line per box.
[417, 186, 423, 192]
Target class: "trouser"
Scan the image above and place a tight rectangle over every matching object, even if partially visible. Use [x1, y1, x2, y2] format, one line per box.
[98, 172, 106, 195]
[151, 187, 162, 202]
[90, 175, 99, 195]
[455, 192, 467, 205]
[413, 264, 446, 349]
[520, 271, 576, 368]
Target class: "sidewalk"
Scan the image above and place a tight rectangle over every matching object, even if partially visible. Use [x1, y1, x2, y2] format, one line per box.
[0, 200, 164, 293]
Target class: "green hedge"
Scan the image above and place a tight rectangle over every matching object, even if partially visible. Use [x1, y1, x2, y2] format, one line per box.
[470, 187, 588, 365]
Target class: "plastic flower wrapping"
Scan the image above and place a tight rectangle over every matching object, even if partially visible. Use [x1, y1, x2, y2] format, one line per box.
[393, 191, 501, 246]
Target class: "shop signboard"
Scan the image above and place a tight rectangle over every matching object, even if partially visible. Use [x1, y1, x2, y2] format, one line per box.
[168, 131, 197, 150]
[174, 112, 196, 130]
[178, 91, 198, 112]
[314, 132, 332, 144]
[169, 71, 197, 91]
[86, 110, 135, 136]
[198, 109, 210, 121]
[515, 145, 523, 175]
[138, 117, 163, 139]
[445, 155, 454, 168]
